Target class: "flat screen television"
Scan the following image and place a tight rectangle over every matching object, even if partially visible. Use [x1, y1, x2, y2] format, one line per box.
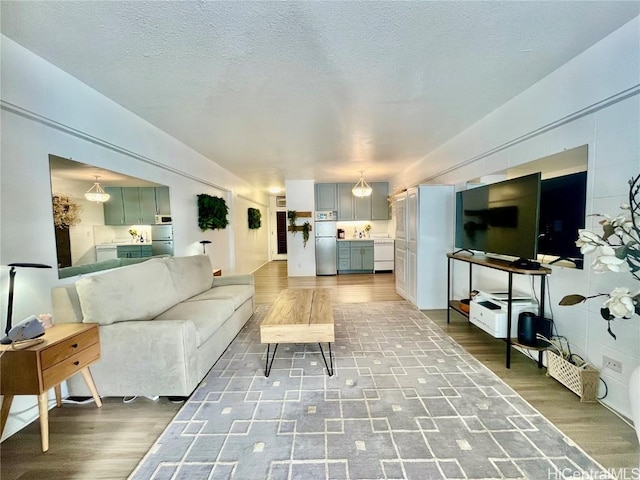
[538, 171, 587, 266]
[455, 172, 541, 260]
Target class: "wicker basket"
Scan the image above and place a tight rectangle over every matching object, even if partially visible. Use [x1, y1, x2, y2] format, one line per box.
[546, 350, 599, 403]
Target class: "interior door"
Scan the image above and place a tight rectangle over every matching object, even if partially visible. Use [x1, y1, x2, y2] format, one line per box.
[276, 211, 287, 255]
[407, 188, 418, 253]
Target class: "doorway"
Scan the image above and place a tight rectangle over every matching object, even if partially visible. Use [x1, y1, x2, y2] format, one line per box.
[276, 211, 287, 255]
[270, 209, 288, 260]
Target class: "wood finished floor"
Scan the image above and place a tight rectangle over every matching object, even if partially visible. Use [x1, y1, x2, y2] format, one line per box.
[0, 261, 637, 479]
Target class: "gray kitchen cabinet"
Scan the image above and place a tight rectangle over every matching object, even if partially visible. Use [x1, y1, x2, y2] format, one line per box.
[371, 182, 390, 220]
[338, 241, 373, 273]
[123, 187, 157, 224]
[103, 187, 125, 225]
[155, 186, 171, 214]
[350, 241, 374, 271]
[117, 245, 153, 259]
[315, 183, 338, 211]
[337, 182, 388, 221]
[337, 242, 351, 271]
[337, 184, 355, 220]
[354, 195, 372, 221]
[105, 187, 157, 225]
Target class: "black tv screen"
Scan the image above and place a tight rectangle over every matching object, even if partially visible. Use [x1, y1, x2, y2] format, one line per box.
[455, 173, 541, 260]
[538, 171, 587, 264]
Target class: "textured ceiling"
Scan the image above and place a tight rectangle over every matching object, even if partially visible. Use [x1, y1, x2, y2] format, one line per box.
[2, 1, 638, 193]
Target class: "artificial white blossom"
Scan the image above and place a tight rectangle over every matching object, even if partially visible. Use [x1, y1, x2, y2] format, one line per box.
[560, 172, 640, 339]
[575, 229, 605, 254]
[602, 287, 636, 318]
[591, 245, 629, 273]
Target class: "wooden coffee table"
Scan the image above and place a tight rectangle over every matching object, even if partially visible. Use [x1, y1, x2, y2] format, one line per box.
[260, 288, 334, 376]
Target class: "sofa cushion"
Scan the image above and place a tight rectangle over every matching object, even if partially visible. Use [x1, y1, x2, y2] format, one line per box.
[165, 255, 214, 302]
[76, 258, 179, 325]
[154, 299, 235, 347]
[186, 284, 254, 310]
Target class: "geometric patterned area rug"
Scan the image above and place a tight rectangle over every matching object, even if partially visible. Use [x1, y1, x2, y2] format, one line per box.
[129, 301, 608, 480]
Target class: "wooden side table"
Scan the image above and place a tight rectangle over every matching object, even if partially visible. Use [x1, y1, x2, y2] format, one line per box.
[0, 323, 102, 452]
[212, 268, 222, 276]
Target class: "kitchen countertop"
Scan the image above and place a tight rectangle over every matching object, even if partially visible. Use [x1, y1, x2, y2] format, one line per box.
[337, 238, 374, 242]
[96, 242, 151, 247]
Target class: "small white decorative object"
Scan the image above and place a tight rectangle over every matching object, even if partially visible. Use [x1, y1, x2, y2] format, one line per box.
[630, 364, 640, 443]
[38, 313, 54, 329]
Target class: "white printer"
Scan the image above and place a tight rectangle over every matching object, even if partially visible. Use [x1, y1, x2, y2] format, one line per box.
[469, 289, 538, 339]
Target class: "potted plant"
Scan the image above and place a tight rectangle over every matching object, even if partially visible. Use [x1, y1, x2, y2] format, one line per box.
[287, 210, 297, 234]
[52, 194, 82, 228]
[559, 172, 639, 441]
[302, 221, 311, 247]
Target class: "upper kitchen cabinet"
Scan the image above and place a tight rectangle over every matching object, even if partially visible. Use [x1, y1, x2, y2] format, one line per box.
[337, 182, 389, 221]
[123, 187, 157, 224]
[315, 183, 338, 211]
[155, 186, 171, 214]
[103, 187, 125, 225]
[371, 182, 390, 220]
[338, 183, 355, 220]
[104, 187, 168, 225]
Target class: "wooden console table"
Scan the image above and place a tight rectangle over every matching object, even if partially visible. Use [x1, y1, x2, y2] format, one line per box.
[0, 323, 102, 452]
[446, 253, 551, 368]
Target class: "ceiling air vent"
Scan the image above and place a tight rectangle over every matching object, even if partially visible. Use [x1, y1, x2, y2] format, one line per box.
[276, 196, 286, 208]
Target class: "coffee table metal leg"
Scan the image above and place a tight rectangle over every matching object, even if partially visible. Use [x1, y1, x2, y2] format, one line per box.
[264, 343, 278, 377]
[318, 343, 334, 376]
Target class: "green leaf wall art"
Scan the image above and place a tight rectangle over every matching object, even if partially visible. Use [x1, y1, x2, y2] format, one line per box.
[197, 194, 229, 231]
[248, 207, 262, 229]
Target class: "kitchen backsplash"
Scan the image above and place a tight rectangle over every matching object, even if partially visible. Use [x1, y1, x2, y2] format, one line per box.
[93, 225, 153, 244]
[335, 220, 393, 239]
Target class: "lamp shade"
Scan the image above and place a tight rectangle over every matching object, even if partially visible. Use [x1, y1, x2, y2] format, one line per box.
[2, 263, 52, 344]
[352, 174, 372, 197]
[85, 177, 110, 202]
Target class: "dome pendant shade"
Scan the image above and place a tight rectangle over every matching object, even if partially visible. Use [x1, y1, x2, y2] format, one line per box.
[352, 173, 372, 197]
[84, 176, 110, 202]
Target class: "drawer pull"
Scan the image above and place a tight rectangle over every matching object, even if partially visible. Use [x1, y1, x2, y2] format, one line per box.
[73, 361, 80, 366]
[71, 343, 78, 348]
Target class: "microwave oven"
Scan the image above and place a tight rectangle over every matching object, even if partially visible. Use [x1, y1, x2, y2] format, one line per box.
[314, 211, 336, 221]
[155, 215, 172, 224]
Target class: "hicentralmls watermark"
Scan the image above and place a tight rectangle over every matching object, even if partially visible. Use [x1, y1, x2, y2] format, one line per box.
[548, 468, 640, 480]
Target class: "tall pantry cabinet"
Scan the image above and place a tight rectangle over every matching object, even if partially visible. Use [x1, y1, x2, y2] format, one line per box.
[394, 185, 455, 309]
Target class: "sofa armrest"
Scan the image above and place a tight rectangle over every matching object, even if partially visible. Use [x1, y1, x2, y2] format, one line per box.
[83, 319, 200, 397]
[211, 274, 254, 287]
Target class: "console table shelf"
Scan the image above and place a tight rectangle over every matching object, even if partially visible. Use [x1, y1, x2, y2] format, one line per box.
[446, 252, 551, 368]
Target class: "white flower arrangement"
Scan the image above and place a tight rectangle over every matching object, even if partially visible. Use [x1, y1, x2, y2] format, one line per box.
[52, 194, 82, 228]
[560, 173, 640, 339]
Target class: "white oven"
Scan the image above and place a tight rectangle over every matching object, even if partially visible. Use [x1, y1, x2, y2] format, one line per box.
[373, 238, 395, 272]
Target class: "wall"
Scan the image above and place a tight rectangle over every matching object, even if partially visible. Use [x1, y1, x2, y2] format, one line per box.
[396, 18, 640, 419]
[232, 194, 270, 274]
[285, 180, 316, 276]
[0, 36, 270, 439]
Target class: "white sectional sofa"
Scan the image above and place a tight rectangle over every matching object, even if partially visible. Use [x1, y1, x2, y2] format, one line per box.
[52, 255, 254, 398]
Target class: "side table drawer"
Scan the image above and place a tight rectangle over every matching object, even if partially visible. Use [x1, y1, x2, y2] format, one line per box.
[42, 343, 100, 390]
[40, 326, 99, 367]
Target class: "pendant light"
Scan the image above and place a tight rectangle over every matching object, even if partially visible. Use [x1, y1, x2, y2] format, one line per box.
[84, 176, 111, 203]
[352, 171, 372, 197]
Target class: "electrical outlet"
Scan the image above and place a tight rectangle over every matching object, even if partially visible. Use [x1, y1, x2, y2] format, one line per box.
[602, 355, 623, 373]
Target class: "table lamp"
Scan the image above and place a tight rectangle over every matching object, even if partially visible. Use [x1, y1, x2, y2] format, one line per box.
[199, 240, 212, 254]
[1, 263, 52, 344]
